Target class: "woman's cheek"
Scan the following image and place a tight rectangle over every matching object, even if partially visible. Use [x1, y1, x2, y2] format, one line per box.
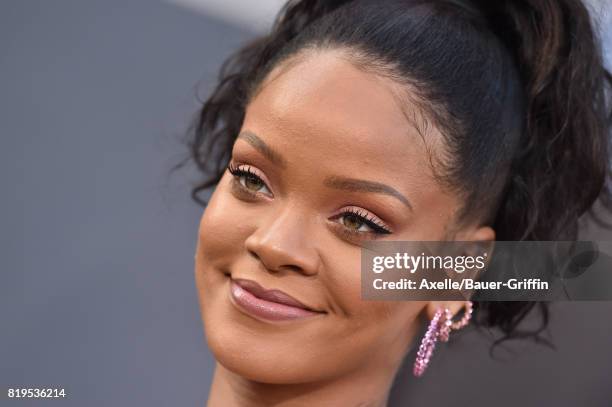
[319, 245, 365, 320]
[198, 181, 254, 265]
[323, 243, 413, 329]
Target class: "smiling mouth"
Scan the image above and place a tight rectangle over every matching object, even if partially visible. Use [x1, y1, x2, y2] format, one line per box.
[228, 278, 326, 322]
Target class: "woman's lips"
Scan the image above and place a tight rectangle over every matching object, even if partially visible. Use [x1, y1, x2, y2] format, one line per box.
[229, 279, 325, 321]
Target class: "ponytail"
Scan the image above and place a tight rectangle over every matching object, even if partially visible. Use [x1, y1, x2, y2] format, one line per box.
[466, 0, 612, 343]
[473, 0, 612, 240]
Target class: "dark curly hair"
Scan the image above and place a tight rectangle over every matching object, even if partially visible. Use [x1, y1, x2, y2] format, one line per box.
[184, 0, 612, 346]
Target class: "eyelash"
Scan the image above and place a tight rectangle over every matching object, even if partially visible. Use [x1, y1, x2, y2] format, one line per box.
[226, 162, 392, 237]
[227, 162, 262, 185]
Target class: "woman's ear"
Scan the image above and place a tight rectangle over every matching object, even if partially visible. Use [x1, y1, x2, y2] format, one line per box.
[456, 225, 495, 242]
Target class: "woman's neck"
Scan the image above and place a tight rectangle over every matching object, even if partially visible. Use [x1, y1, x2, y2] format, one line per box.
[206, 361, 398, 407]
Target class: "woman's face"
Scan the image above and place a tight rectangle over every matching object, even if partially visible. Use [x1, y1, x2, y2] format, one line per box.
[195, 49, 484, 384]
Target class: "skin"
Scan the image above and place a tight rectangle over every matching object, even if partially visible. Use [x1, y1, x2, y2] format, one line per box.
[195, 48, 494, 407]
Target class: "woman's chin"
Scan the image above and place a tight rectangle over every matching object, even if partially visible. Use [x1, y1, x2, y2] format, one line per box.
[205, 327, 314, 384]
[201, 301, 340, 384]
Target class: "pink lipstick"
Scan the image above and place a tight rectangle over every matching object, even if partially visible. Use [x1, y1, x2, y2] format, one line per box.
[229, 279, 324, 322]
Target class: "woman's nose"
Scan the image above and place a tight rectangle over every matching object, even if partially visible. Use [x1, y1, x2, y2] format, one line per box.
[244, 207, 321, 276]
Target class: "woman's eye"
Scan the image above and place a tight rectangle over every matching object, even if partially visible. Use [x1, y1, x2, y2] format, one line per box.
[340, 213, 373, 232]
[335, 209, 392, 236]
[240, 173, 268, 193]
[227, 163, 272, 196]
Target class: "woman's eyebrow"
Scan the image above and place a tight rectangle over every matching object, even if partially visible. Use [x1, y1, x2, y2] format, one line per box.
[323, 176, 413, 211]
[237, 131, 287, 169]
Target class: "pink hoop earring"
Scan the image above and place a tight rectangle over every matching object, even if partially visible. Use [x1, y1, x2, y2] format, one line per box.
[413, 301, 473, 377]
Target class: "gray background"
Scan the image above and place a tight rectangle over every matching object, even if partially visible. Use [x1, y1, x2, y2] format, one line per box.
[1, 1, 611, 406]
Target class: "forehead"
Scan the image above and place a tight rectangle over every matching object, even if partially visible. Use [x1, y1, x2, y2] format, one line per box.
[242, 48, 440, 189]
